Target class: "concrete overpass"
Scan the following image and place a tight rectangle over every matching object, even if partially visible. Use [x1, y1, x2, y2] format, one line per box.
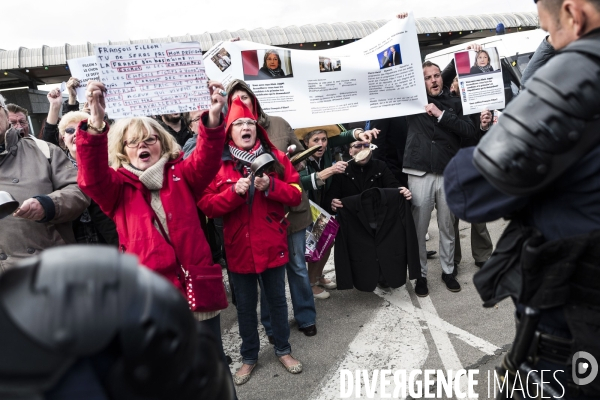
[0, 12, 538, 90]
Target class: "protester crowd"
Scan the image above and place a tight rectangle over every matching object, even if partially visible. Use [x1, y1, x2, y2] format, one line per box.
[4, 2, 596, 397]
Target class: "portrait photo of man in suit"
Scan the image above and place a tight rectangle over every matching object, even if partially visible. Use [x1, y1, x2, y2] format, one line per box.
[377, 44, 402, 69]
[388, 44, 402, 66]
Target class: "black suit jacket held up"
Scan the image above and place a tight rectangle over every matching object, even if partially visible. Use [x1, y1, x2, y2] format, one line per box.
[334, 188, 421, 291]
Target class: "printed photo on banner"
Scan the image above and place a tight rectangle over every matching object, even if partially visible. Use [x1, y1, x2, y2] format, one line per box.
[453, 46, 505, 115]
[319, 56, 342, 73]
[454, 47, 501, 77]
[377, 44, 402, 69]
[211, 48, 232, 72]
[241, 49, 294, 80]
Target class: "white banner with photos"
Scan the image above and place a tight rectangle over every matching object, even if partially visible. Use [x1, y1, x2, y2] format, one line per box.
[203, 13, 428, 128]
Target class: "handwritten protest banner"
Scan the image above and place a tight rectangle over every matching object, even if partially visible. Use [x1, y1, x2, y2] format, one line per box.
[66, 56, 99, 103]
[94, 42, 210, 118]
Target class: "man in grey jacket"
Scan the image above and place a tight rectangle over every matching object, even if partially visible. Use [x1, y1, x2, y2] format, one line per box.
[0, 96, 90, 271]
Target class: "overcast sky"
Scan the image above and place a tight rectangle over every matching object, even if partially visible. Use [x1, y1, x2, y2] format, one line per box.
[1, 0, 537, 51]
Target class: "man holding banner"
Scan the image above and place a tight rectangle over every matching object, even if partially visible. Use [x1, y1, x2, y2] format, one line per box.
[403, 60, 476, 297]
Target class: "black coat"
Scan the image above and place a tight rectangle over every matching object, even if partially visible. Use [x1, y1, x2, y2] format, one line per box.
[323, 158, 400, 214]
[334, 188, 421, 291]
[404, 89, 476, 174]
[159, 118, 193, 148]
[469, 65, 497, 75]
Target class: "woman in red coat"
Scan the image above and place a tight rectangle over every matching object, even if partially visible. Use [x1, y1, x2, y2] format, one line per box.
[199, 97, 303, 385]
[75, 81, 235, 393]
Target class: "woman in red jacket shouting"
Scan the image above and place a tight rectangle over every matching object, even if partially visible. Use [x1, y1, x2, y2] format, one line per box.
[75, 81, 235, 395]
[199, 97, 303, 385]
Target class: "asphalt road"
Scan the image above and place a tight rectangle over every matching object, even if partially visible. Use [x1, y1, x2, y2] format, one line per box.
[219, 215, 514, 400]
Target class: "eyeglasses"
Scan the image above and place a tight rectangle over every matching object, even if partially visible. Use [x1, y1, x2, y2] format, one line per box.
[232, 119, 257, 128]
[189, 117, 201, 125]
[64, 127, 76, 135]
[124, 135, 158, 148]
[351, 143, 371, 149]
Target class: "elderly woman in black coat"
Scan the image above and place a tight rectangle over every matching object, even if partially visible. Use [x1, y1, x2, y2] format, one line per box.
[324, 140, 415, 288]
[324, 141, 411, 214]
[324, 141, 413, 287]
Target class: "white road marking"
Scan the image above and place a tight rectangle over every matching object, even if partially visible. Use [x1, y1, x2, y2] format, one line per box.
[308, 287, 428, 400]
[410, 281, 486, 400]
[222, 257, 498, 400]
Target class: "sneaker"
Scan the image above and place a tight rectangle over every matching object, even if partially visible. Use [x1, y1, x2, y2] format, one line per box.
[442, 273, 461, 292]
[452, 263, 459, 277]
[414, 277, 429, 297]
[426, 250, 437, 259]
[425, 233, 430, 241]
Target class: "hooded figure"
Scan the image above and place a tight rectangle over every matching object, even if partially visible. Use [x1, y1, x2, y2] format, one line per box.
[225, 79, 304, 152]
[199, 97, 302, 272]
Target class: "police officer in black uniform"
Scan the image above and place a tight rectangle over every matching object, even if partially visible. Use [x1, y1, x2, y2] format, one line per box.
[0, 246, 235, 400]
[443, 0, 600, 398]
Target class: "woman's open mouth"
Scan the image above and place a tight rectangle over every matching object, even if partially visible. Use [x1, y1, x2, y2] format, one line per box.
[241, 133, 251, 140]
[139, 151, 151, 161]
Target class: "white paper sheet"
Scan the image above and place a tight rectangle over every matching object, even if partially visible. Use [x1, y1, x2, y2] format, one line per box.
[94, 42, 210, 118]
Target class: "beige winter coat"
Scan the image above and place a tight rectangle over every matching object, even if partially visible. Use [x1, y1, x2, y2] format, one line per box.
[0, 128, 90, 271]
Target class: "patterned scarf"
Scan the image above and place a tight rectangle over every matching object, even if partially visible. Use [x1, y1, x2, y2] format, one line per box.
[267, 67, 286, 77]
[229, 138, 271, 211]
[228, 138, 265, 176]
[477, 64, 494, 73]
[123, 155, 170, 238]
[67, 151, 78, 169]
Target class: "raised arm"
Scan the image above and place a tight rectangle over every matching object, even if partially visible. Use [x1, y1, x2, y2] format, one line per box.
[64, 77, 81, 112]
[75, 81, 124, 217]
[43, 89, 63, 145]
[182, 84, 227, 197]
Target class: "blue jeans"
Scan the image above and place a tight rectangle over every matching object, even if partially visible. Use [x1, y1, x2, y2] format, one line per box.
[260, 230, 316, 335]
[230, 266, 291, 364]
